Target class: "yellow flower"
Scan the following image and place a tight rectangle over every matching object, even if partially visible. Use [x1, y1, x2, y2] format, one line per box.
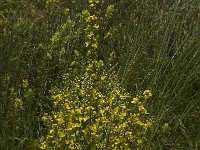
[57, 118, 65, 125]
[131, 97, 139, 104]
[65, 139, 72, 144]
[90, 15, 97, 20]
[75, 108, 82, 114]
[143, 90, 152, 99]
[105, 5, 115, 18]
[94, 0, 100, 4]
[40, 142, 47, 149]
[90, 3, 95, 7]
[137, 139, 143, 145]
[15, 98, 23, 109]
[100, 75, 107, 81]
[138, 105, 148, 114]
[82, 10, 90, 17]
[22, 79, 29, 88]
[85, 17, 91, 23]
[93, 24, 99, 29]
[71, 123, 81, 128]
[79, 116, 89, 122]
[42, 116, 48, 123]
[85, 41, 90, 47]
[87, 31, 94, 39]
[58, 131, 66, 138]
[88, 0, 99, 4]
[85, 15, 97, 23]
[64, 103, 71, 109]
[92, 43, 98, 48]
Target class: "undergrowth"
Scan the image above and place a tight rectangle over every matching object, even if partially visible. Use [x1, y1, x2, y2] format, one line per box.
[1, 0, 200, 149]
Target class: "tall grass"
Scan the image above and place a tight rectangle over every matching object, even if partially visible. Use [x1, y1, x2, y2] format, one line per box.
[0, 0, 200, 149]
[114, 1, 200, 149]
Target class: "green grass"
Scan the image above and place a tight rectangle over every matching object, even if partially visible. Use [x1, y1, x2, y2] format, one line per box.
[0, 0, 200, 149]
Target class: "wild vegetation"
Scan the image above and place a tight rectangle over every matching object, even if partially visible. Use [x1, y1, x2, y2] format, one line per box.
[0, 0, 200, 149]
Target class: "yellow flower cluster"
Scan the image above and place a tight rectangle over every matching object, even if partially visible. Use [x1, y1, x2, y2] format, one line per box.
[81, 0, 101, 59]
[14, 79, 33, 110]
[105, 5, 115, 19]
[39, 0, 153, 149]
[39, 59, 152, 149]
[88, 0, 99, 8]
[143, 90, 153, 100]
